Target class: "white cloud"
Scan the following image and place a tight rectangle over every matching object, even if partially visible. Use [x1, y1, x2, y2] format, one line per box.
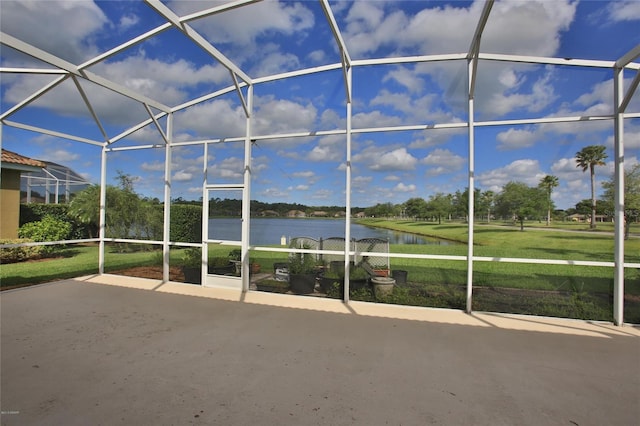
[340, 1, 576, 58]
[606, 1, 640, 22]
[169, 0, 314, 46]
[477, 159, 544, 191]
[364, 147, 418, 172]
[394, 182, 416, 192]
[292, 171, 315, 178]
[44, 149, 80, 163]
[496, 128, 539, 150]
[352, 110, 403, 128]
[383, 67, 424, 93]
[422, 148, 466, 175]
[0, 0, 108, 63]
[141, 161, 165, 172]
[173, 170, 193, 182]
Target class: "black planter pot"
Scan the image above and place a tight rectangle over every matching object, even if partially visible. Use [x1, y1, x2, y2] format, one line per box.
[289, 273, 316, 294]
[392, 270, 408, 285]
[182, 266, 201, 284]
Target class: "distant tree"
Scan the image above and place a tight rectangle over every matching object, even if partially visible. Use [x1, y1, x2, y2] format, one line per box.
[601, 163, 640, 239]
[538, 175, 559, 226]
[576, 145, 608, 229]
[495, 181, 546, 231]
[478, 190, 496, 222]
[452, 188, 480, 221]
[403, 197, 428, 219]
[427, 193, 453, 224]
[68, 171, 162, 246]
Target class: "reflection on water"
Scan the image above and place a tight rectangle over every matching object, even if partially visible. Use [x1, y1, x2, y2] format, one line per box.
[209, 218, 454, 245]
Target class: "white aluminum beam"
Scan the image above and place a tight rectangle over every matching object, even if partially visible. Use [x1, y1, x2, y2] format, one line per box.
[478, 52, 617, 69]
[78, 23, 172, 69]
[1, 120, 104, 146]
[163, 113, 173, 283]
[619, 69, 640, 113]
[615, 43, 640, 69]
[0, 67, 67, 74]
[320, 0, 352, 103]
[1, 32, 171, 113]
[71, 76, 110, 142]
[145, 0, 251, 85]
[613, 68, 625, 325]
[467, 0, 493, 99]
[143, 104, 169, 144]
[0, 74, 68, 120]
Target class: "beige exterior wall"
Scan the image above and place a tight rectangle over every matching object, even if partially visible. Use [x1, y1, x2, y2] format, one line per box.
[1, 169, 21, 239]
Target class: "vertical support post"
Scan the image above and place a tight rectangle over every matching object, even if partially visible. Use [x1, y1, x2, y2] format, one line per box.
[98, 145, 107, 274]
[162, 113, 173, 283]
[466, 59, 476, 314]
[613, 67, 625, 325]
[201, 142, 209, 286]
[344, 66, 353, 303]
[241, 85, 253, 292]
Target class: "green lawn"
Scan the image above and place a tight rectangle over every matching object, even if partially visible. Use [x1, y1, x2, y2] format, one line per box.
[3, 224, 639, 323]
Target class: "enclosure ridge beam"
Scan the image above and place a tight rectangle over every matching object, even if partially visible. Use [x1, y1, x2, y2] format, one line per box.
[181, 0, 263, 23]
[467, 0, 493, 99]
[71, 76, 110, 143]
[0, 32, 171, 113]
[0, 67, 67, 74]
[144, 0, 252, 85]
[352, 54, 467, 67]
[478, 52, 618, 68]
[320, 0, 352, 102]
[1, 120, 104, 146]
[78, 23, 173, 70]
[171, 85, 239, 113]
[467, 0, 493, 61]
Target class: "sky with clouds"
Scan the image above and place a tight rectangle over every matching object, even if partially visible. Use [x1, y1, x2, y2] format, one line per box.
[1, 0, 639, 210]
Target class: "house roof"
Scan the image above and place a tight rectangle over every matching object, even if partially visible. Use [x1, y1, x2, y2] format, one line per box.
[1, 149, 46, 172]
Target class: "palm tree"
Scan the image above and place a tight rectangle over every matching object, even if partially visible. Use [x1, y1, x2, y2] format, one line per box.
[538, 175, 559, 226]
[575, 145, 608, 229]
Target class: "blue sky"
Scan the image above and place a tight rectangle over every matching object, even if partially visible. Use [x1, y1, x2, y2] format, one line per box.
[1, 0, 639, 210]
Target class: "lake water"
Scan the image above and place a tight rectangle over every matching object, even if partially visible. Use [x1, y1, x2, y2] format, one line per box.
[209, 217, 453, 246]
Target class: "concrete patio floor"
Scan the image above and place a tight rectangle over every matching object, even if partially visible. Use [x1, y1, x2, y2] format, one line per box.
[1, 275, 639, 426]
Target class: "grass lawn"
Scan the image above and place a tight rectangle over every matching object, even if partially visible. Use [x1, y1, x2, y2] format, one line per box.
[3, 223, 639, 323]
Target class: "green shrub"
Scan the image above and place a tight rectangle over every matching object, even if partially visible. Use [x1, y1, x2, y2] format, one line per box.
[0, 239, 43, 263]
[170, 204, 202, 243]
[20, 203, 93, 239]
[18, 216, 72, 255]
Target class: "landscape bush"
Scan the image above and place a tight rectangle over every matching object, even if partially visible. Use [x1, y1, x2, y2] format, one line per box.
[18, 215, 72, 255]
[0, 239, 43, 263]
[20, 203, 92, 239]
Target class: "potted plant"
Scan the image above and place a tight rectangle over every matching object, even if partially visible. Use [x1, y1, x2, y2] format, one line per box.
[288, 249, 318, 294]
[319, 268, 341, 293]
[181, 247, 201, 284]
[228, 249, 261, 275]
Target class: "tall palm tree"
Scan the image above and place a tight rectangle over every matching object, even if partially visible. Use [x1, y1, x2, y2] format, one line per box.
[539, 175, 559, 226]
[575, 145, 608, 229]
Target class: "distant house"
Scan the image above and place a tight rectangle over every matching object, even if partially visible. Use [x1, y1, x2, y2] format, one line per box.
[311, 211, 328, 217]
[567, 213, 585, 222]
[1, 150, 46, 239]
[286, 210, 306, 218]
